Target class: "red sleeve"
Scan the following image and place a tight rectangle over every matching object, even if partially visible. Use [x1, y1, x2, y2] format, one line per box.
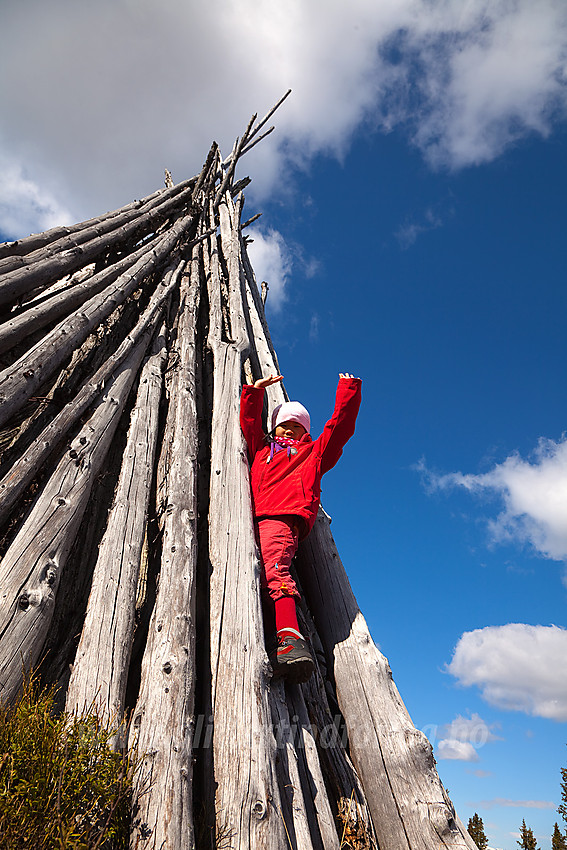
[315, 378, 362, 475]
[240, 384, 266, 460]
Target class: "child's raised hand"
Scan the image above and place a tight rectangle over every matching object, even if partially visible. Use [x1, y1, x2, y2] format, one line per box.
[339, 372, 357, 380]
[254, 374, 284, 388]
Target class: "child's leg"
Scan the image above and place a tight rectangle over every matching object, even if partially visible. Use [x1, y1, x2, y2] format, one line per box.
[256, 516, 314, 683]
[256, 517, 301, 636]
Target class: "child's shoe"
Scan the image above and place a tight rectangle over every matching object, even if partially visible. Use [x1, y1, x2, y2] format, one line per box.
[271, 634, 315, 684]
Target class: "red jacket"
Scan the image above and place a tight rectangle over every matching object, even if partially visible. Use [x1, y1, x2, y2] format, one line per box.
[240, 377, 362, 538]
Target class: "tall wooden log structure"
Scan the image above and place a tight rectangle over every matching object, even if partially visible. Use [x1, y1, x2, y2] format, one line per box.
[0, 99, 476, 850]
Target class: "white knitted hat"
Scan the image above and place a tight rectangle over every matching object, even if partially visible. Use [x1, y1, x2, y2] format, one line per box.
[271, 401, 310, 435]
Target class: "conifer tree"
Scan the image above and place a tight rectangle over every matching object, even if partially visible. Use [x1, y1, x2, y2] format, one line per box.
[517, 818, 539, 849]
[552, 822, 567, 850]
[468, 813, 488, 849]
[559, 760, 567, 828]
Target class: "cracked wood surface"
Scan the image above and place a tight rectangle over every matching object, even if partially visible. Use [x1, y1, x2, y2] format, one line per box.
[206, 192, 287, 849]
[65, 316, 169, 721]
[128, 257, 199, 850]
[0, 338, 149, 704]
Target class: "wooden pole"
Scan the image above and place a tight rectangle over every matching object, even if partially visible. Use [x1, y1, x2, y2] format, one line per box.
[129, 256, 199, 850]
[206, 195, 287, 848]
[0, 213, 198, 430]
[0, 336, 150, 704]
[64, 315, 169, 722]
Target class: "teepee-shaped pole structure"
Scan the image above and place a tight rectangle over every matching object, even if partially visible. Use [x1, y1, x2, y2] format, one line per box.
[0, 98, 476, 850]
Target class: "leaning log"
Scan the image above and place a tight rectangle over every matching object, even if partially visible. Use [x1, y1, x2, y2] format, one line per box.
[128, 257, 199, 850]
[0, 335, 150, 704]
[297, 510, 477, 849]
[0, 232, 163, 355]
[206, 193, 287, 848]
[0, 261, 182, 523]
[0, 177, 197, 264]
[0, 213, 197, 430]
[65, 316, 169, 721]
[0, 177, 197, 305]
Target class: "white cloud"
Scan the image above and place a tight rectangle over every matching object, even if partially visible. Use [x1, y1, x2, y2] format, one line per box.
[1, 0, 566, 235]
[447, 623, 567, 720]
[442, 712, 501, 746]
[246, 228, 292, 312]
[478, 798, 555, 810]
[421, 436, 567, 564]
[407, 0, 567, 168]
[437, 739, 479, 761]
[436, 711, 500, 760]
[0, 151, 73, 239]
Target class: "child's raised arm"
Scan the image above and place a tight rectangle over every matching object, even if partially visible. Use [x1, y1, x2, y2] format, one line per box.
[316, 374, 362, 474]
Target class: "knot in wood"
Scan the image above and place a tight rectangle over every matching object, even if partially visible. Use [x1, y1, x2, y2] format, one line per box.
[69, 449, 78, 458]
[18, 594, 30, 610]
[163, 661, 172, 674]
[45, 568, 57, 586]
[252, 800, 266, 819]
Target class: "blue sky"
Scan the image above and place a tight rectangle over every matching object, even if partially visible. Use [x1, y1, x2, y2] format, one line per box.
[2, 2, 567, 846]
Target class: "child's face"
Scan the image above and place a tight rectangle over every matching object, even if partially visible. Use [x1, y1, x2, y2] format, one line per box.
[275, 420, 306, 440]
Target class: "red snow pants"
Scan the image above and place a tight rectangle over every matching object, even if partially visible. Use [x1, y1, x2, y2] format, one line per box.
[256, 516, 301, 602]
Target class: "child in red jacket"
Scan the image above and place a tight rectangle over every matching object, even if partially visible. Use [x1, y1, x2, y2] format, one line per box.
[240, 372, 361, 682]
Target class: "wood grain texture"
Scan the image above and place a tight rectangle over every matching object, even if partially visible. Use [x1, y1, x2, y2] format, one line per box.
[128, 258, 198, 850]
[0, 261, 181, 524]
[65, 318, 168, 722]
[206, 194, 287, 849]
[0, 214, 196, 430]
[0, 338, 149, 704]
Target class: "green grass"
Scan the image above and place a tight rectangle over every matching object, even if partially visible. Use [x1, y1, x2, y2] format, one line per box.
[0, 675, 135, 850]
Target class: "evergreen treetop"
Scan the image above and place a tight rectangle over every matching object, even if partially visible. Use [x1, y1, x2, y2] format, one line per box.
[552, 822, 567, 850]
[467, 812, 488, 849]
[517, 818, 539, 850]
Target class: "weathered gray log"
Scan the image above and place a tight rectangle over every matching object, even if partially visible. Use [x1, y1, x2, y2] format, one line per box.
[0, 232, 163, 355]
[284, 681, 341, 850]
[0, 180, 197, 306]
[270, 680, 320, 850]
[213, 115, 256, 211]
[0, 262, 183, 523]
[240, 235, 284, 402]
[0, 176, 198, 263]
[206, 195, 287, 848]
[0, 336, 150, 705]
[0, 213, 198, 431]
[65, 318, 168, 722]
[224, 89, 291, 163]
[128, 257, 198, 850]
[298, 510, 478, 850]
[298, 613, 379, 848]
